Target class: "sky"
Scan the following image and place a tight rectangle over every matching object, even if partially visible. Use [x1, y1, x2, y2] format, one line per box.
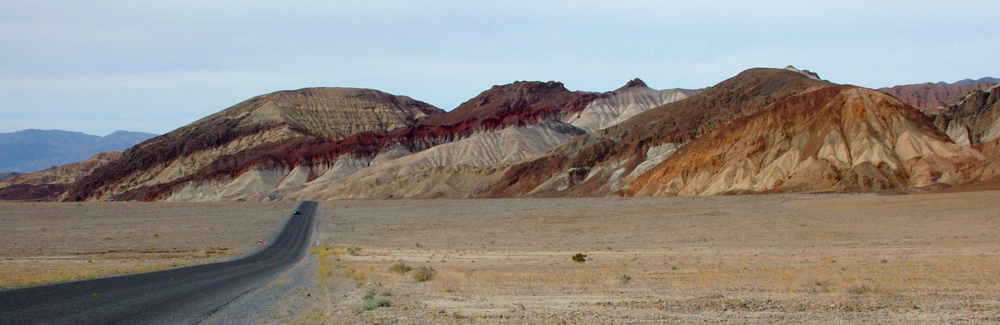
[2, 1, 998, 136]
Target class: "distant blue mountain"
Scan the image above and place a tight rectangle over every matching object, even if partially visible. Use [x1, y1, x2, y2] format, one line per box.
[942, 77, 999, 86]
[0, 172, 20, 182]
[0, 129, 158, 173]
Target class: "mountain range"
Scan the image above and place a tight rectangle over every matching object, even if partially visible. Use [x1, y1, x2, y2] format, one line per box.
[0, 129, 157, 173]
[2, 67, 998, 201]
[878, 77, 998, 114]
[0, 172, 20, 182]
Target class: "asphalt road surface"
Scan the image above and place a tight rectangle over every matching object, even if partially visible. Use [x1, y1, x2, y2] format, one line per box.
[0, 201, 317, 325]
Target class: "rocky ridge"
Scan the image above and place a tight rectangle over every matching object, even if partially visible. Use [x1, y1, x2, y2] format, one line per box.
[0, 151, 122, 201]
[879, 78, 997, 115]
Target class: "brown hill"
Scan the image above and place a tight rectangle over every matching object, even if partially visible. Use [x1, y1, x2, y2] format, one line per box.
[275, 80, 701, 200]
[879, 80, 997, 115]
[480, 68, 830, 197]
[63, 79, 697, 201]
[67, 82, 598, 201]
[161, 81, 602, 201]
[0, 151, 121, 201]
[65, 88, 442, 201]
[626, 86, 982, 196]
[482, 68, 984, 197]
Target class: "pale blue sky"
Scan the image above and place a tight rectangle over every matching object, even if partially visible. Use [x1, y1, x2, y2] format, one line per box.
[2, 0, 998, 136]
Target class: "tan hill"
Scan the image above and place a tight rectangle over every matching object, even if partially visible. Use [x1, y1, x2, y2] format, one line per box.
[483, 68, 984, 197]
[65, 88, 443, 201]
[161, 82, 597, 201]
[277, 80, 697, 200]
[0, 151, 121, 201]
[563, 78, 699, 132]
[879, 78, 997, 115]
[69, 82, 594, 201]
[626, 86, 983, 195]
[65, 79, 695, 201]
[163, 81, 606, 200]
[481, 68, 830, 197]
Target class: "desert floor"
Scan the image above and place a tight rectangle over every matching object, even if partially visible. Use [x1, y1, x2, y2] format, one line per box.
[300, 192, 1000, 324]
[5, 193, 1000, 324]
[0, 201, 292, 289]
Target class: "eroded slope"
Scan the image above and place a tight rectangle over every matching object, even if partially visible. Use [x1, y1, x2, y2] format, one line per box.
[66, 88, 442, 201]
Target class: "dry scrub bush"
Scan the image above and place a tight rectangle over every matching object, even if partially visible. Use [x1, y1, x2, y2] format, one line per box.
[412, 266, 436, 282]
[361, 288, 391, 311]
[388, 260, 412, 274]
[343, 267, 366, 287]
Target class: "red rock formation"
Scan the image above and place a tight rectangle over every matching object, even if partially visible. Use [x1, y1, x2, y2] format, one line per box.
[0, 151, 122, 201]
[879, 79, 997, 115]
[66, 82, 596, 201]
[481, 68, 828, 197]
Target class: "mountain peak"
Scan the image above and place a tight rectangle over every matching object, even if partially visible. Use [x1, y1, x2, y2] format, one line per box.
[953, 77, 1000, 86]
[618, 78, 648, 90]
[783, 65, 822, 81]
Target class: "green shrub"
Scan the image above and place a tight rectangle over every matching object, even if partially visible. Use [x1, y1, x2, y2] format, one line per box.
[362, 288, 377, 300]
[388, 260, 412, 274]
[618, 274, 632, 284]
[361, 288, 391, 310]
[412, 266, 436, 282]
[363, 297, 391, 310]
[572, 253, 587, 263]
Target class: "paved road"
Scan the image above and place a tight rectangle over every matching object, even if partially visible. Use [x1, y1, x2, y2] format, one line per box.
[0, 201, 317, 325]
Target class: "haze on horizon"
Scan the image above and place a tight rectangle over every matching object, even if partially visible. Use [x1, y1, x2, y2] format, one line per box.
[2, 0, 998, 136]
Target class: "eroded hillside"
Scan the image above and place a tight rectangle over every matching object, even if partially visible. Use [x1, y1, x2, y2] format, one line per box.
[65, 88, 442, 201]
[26, 68, 1000, 202]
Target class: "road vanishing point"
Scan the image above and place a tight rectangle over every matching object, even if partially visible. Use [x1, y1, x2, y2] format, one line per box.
[0, 201, 317, 325]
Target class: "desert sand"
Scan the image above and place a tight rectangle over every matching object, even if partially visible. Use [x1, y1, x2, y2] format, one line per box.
[0, 201, 292, 288]
[4, 193, 1000, 323]
[300, 192, 1000, 324]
